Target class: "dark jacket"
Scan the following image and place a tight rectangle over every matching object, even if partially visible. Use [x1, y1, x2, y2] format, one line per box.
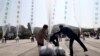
[50, 32, 59, 46]
[59, 27, 78, 39]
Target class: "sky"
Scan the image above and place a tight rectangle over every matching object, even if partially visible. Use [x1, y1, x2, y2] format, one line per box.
[0, 0, 100, 28]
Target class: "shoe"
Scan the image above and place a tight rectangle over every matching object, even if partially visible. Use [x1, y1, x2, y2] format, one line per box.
[84, 49, 88, 52]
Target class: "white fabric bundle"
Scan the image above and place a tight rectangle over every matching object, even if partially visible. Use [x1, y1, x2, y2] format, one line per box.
[39, 43, 65, 56]
[39, 44, 56, 56]
[54, 47, 65, 56]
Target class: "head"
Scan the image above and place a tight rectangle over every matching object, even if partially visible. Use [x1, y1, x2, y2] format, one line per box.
[59, 25, 63, 29]
[43, 25, 48, 30]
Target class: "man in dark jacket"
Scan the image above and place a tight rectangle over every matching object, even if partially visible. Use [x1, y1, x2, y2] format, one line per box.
[50, 32, 59, 46]
[58, 25, 88, 56]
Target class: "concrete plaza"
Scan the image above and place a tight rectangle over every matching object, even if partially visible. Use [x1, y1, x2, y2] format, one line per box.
[0, 38, 100, 56]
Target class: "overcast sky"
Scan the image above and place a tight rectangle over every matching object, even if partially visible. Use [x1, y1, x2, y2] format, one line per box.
[0, 0, 100, 28]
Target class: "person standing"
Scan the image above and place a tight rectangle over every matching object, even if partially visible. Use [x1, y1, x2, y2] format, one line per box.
[31, 35, 35, 42]
[36, 25, 48, 46]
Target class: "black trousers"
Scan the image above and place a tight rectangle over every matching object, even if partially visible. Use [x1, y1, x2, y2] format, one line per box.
[69, 37, 87, 56]
[38, 42, 44, 46]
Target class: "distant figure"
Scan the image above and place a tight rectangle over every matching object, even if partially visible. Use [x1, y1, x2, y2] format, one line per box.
[2, 36, 6, 43]
[36, 25, 48, 46]
[90, 31, 95, 37]
[58, 25, 88, 56]
[50, 32, 59, 46]
[95, 32, 100, 39]
[4, 35, 7, 43]
[80, 34, 85, 41]
[2, 33, 8, 43]
[31, 35, 35, 42]
[15, 36, 19, 42]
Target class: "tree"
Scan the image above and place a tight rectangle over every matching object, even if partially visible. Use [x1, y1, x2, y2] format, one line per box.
[27, 22, 31, 31]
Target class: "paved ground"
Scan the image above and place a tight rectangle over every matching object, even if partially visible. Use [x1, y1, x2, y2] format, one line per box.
[67, 38, 100, 56]
[0, 38, 100, 56]
[0, 39, 37, 56]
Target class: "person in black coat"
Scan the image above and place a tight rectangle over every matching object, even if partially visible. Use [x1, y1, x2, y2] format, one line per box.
[58, 25, 88, 56]
[50, 32, 59, 46]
